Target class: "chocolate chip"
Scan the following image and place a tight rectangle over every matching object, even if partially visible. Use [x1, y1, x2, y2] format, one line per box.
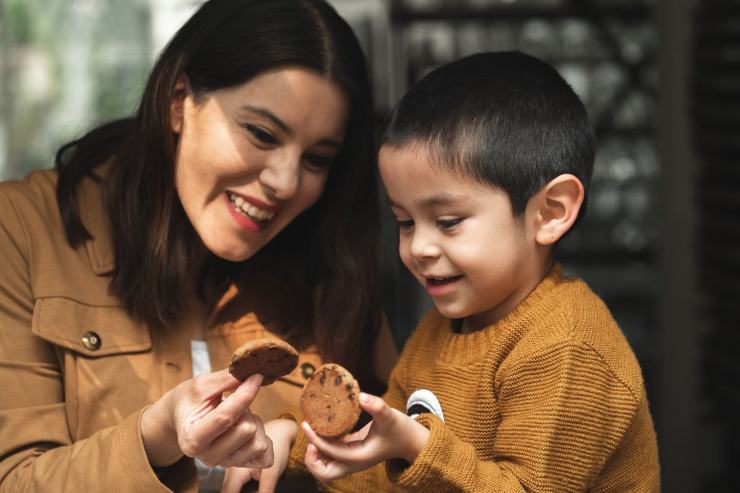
[320, 372, 326, 385]
[334, 375, 342, 385]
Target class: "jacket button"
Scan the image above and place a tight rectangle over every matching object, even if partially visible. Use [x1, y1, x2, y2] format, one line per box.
[300, 362, 315, 379]
[82, 331, 102, 351]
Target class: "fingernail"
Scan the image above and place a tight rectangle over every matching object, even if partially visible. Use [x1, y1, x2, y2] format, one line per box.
[359, 393, 370, 404]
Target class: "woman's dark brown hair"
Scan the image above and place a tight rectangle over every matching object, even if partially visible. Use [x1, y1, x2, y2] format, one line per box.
[55, 0, 381, 387]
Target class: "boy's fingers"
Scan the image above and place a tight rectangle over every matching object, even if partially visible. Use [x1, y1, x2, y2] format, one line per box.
[340, 423, 370, 444]
[358, 393, 394, 427]
[305, 444, 352, 482]
[301, 421, 366, 463]
[256, 465, 279, 493]
[301, 421, 339, 455]
[221, 467, 259, 493]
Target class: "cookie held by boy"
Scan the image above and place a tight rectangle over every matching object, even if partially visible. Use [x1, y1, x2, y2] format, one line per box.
[228, 338, 299, 385]
[301, 364, 361, 438]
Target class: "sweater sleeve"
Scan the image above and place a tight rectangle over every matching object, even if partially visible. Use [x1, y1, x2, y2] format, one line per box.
[385, 342, 642, 492]
[0, 189, 194, 492]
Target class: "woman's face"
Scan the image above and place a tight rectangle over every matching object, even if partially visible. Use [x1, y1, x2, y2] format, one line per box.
[171, 67, 349, 261]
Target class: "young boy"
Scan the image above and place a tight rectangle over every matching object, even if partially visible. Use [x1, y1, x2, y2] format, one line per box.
[222, 51, 660, 493]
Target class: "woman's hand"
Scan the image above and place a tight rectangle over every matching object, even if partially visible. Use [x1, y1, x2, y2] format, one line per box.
[140, 370, 273, 470]
[302, 393, 430, 482]
[221, 418, 297, 493]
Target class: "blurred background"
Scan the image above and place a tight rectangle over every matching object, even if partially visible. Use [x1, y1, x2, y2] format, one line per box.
[0, 0, 735, 490]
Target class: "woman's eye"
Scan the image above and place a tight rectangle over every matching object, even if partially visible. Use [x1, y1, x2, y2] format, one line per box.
[436, 217, 463, 230]
[244, 124, 277, 145]
[396, 219, 414, 231]
[304, 153, 334, 170]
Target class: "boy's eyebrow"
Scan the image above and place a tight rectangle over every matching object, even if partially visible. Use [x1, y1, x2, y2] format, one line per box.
[241, 105, 342, 149]
[417, 192, 468, 209]
[387, 192, 467, 209]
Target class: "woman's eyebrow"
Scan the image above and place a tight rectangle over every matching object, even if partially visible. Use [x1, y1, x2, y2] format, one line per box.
[242, 105, 291, 133]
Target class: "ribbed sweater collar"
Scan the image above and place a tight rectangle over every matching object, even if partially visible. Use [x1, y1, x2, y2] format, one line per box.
[429, 263, 566, 363]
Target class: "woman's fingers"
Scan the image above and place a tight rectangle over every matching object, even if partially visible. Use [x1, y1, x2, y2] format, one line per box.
[200, 411, 268, 467]
[241, 439, 275, 470]
[194, 368, 247, 399]
[187, 373, 263, 442]
[177, 372, 264, 461]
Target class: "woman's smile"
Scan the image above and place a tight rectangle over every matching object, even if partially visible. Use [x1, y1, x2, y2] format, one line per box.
[225, 192, 278, 233]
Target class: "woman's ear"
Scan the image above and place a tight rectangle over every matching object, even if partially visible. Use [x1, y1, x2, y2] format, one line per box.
[170, 75, 189, 134]
[531, 174, 585, 246]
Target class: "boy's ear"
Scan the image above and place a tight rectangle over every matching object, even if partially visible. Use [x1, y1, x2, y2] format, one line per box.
[531, 174, 585, 246]
[170, 75, 189, 134]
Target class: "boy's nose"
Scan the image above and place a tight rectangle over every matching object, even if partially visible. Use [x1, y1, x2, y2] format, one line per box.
[259, 152, 300, 200]
[408, 231, 441, 260]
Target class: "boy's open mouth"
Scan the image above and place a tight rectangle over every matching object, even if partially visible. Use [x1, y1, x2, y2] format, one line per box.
[426, 275, 464, 286]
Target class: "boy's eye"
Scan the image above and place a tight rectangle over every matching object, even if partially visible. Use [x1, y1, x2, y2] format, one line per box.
[244, 124, 277, 145]
[396, 219, 414, 231]
[436, 217, 463, 230]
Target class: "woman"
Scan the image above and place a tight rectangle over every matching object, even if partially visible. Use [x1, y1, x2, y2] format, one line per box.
[0, 1, 396, 491]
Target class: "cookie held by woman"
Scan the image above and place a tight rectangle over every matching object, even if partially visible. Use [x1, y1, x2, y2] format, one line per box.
[229, 338, 299, 385]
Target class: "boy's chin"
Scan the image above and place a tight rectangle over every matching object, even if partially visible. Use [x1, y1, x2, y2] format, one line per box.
[432, 301, 470, 321]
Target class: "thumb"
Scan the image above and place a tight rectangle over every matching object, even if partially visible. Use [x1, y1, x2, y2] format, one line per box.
[216, 373, 264, 419]
[358, 393, 394, 427]
[195, 368, 245, 398]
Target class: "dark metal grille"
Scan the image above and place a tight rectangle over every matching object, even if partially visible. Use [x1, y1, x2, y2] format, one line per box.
[694, 0, 740, 488]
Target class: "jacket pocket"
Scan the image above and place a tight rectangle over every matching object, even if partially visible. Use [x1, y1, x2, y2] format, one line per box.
[31, 297, 151, 357]
[30, 297, 155, 439]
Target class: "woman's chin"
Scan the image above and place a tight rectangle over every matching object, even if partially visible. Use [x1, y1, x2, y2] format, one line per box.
[205, 240, 261, 263]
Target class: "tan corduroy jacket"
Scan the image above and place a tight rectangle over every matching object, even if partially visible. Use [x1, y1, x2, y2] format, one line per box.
[0, 168, 396, 492]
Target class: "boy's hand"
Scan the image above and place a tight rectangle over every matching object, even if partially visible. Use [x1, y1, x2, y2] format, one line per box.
[221, 419, 297, 493]
[303, 393, 430, 482]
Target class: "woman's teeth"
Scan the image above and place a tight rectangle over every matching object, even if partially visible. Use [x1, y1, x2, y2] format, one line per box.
[227, 192, 275, 222]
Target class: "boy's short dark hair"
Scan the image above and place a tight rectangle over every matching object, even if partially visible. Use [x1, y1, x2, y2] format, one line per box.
[382, 51, 595, 226]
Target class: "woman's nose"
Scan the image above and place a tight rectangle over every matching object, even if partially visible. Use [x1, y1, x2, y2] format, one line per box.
[259, 151, 300, 200]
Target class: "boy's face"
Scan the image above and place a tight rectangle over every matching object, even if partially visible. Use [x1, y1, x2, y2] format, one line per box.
[379, 144, 545, 331]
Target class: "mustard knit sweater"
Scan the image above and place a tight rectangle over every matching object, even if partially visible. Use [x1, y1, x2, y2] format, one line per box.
[286, 265, 660, 492]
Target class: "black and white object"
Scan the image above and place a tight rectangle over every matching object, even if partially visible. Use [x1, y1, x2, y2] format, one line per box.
[406, 389, 445, 422]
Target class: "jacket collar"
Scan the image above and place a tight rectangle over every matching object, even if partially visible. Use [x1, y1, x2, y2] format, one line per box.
[77, 166, 115, 275]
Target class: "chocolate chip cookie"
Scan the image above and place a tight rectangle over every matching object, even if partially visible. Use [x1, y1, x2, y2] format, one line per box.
[228, 338, 299, 385]
[301, 363, 361, 438]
